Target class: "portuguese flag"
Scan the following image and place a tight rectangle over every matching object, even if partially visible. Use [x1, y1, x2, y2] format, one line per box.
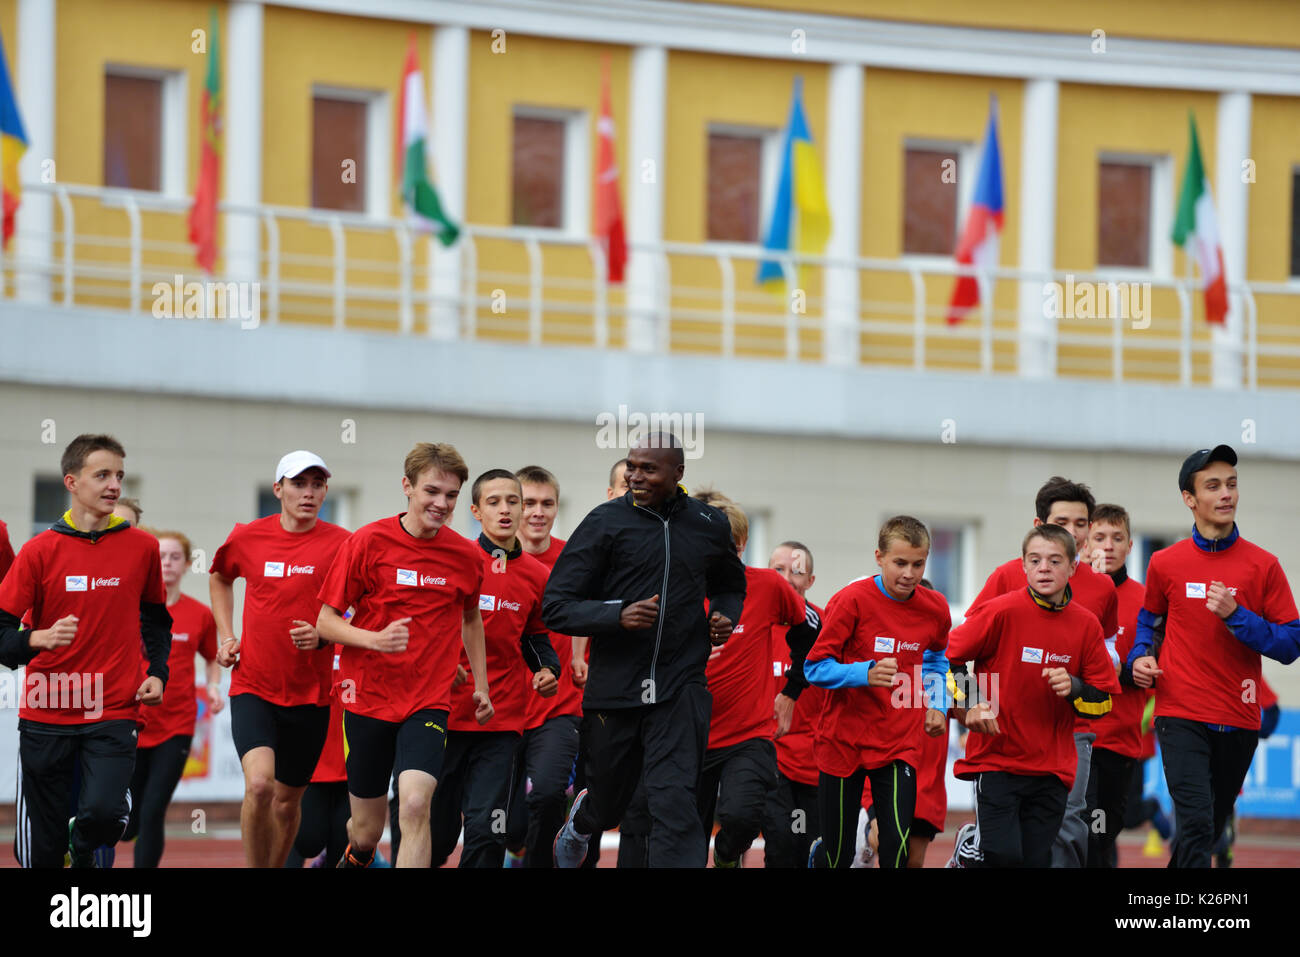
[188, 7, 220, 274]
[397, 35, 458, 245]
[1171, 113, 1227, 325]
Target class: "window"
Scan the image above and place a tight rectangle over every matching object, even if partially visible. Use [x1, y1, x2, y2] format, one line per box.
[903, 147, 961, 255]
[1290, 168, 1300, 277]
[32, 476, 66, 538]
[707, 125, 780, 244]
[103, 67, 186, 194]
[511, 107, 588, 233]
[1097, 154, 1172, 274]
[311, 87, 389, 216]
[257, 488, 339, 526]
[1128, 531, 1184, 583]
[739, 509, 769, 568]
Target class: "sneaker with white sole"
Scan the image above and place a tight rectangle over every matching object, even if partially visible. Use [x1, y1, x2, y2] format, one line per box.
[807, 836, 823, 868]
[553, 788, 592, 868]
[946, 821, 981, 868]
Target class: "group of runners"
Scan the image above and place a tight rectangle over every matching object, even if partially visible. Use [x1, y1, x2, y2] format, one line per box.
[0, 432, 1294, 868]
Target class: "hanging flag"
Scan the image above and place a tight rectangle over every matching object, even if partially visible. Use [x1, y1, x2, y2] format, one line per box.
[593, 55, 626, 283]
[0, 27, 29, 249]
[397, 34, 458, 246]
[756, 76, 830, 288]
[1172, 113, 1227, 325]
[947, 96, 1004, 324]
[188, 7, 220, 273]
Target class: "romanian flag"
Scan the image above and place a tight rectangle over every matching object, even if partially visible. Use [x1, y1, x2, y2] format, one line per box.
[0, 29, 28, 249]
[947, 97, 1004, 324]
[188, 8, 220, 273]
[757, 77, 830, 289]
[1172, 113, 1227, 325]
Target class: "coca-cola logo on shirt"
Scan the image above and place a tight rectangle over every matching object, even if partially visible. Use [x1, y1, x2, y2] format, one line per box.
[287, 565, 316, 576]
[496, 598, 521, 612]
[898, 641, 921, 652]
[91, 578, 121, 589]
[421, 575, 447, 587]
[1048, 653, 1072, 664]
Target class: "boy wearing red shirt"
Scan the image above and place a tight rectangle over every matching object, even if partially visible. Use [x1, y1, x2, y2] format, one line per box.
[949, 524, 1118, 868]
[418, 470, 559, 868]
[1082, 504, 1146, 867]
[805, 517, 951, 869]
[693, 492, 814, 868]
[0, 517, 15, 582]
[505, 465, 584, 868]
[316, 442, 493, 869]
[1127, 445, 1300, 868]
[761, 541, 824, 868]
[0, 434, 172, 868]
[964, 476, 1118, 868]
[124, 530, 221, 868]
[210, 450, 351, 868]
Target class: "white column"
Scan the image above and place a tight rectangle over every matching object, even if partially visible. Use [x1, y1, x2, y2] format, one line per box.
[15, 0, 55, 302]
[429, 25, 468, 340]
[823, 62, 862, 365]
[1213, 91, 1250, 389]
[626, 45, 666, 353]
[1016, 78, 1059, 378]
[224, 1, 263, 282]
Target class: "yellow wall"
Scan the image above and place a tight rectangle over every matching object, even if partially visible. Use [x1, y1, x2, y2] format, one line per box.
[0, 1, 15, 75]
[682, 0, 1300, 49]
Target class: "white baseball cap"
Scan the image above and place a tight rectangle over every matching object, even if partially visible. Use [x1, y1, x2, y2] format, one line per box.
[275, 450, 332, 483]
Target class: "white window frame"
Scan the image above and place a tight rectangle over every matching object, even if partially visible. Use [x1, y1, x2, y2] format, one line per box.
[906, 516, 978, 619]
[899, 138, 979, 267]
[704, 122, 782, 251]
[1097, 151, 1173, 279]
[740, 508, 769, 568]
[312, 85, 391, 219]
[512, 105, 589, 238]
[104, 64, 188, 199]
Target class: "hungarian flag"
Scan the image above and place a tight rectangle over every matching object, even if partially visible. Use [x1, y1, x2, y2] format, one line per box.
[947, 96, 1003, 324]
[188, 8, 220, 274]
[397, 35, 458, 246]
[593, 56, 626, 283]
[1172, 113, 1227, 325]
[0, 28, 27, 249]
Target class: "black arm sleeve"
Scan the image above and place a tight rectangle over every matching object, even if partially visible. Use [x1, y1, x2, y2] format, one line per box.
[0, 610, 39, 670]
[520, 631, 561, 675]
[780, 607, 822, 700]
[542, 514, 625, 637]
[1068, 675, 1113, 719]
[141, 601, 174, 685]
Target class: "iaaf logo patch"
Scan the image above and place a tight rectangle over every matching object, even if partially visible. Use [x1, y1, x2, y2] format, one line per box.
[65, 576, 87, 592]
[1185, 582, 1205, 598]
[264, 562, 285, 578]
[1021, 647, 1044, 664]
[874, 637, 896, 654]
[479, 594, 495, 611]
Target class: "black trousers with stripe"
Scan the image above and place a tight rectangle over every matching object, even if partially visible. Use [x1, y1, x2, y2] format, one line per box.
[16, 719, 136, 868]
[972, 770, 1068, 868]
[1157, 716, 1258, 869]
[813, 761, 916, 869]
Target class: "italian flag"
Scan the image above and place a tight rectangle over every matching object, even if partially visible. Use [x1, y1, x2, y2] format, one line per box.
[1171, 114, 1227, 325]
[188, 7, 220, 274]
[397, 36, 458, 246]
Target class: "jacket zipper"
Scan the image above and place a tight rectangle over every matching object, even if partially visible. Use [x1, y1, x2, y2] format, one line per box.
[648, 514, 670, 697]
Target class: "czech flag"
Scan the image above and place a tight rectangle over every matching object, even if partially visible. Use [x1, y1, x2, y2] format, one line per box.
[0, 29, 28, 249]
[757, 76, 830, 289]
[947, 97, 1003, 324]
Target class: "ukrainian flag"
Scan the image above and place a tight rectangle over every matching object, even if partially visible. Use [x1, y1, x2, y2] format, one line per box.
[756, 77, 830, 289]
[0, 29, 27, 248]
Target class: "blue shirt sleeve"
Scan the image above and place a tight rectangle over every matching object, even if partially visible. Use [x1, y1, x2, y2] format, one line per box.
[804, 656, 876, 690]
[921, 648, 950, 710]
[1223, 608, 1300, 665]
[1126, 608, 1161, 668]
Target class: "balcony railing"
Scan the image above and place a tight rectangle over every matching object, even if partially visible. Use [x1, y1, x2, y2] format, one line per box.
[5, 181, 1299, 390]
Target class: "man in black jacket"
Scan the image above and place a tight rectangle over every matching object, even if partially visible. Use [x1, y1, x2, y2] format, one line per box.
[546, 434, 746, 867]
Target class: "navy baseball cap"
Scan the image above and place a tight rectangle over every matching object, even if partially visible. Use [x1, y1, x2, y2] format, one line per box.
[1178, 445, 1237, 493]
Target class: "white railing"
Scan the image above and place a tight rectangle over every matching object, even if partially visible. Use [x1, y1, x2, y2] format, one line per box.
[5, 181, 1300, 390]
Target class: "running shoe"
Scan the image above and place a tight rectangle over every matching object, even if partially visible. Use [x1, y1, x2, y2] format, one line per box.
[553, 788, 591, 868]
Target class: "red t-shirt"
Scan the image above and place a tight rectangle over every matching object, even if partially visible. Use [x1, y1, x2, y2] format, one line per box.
[0, 519, 14, 583]
[524, 537, 583, 728]
[772, 600, 824, 787]
[707, 567, 805, 751]
[1091, 575, 1147, 759]
[949, 588, 1119, 788]
[139, 594, 218, 748]
[210, 516, 351, 708]
[312, 655, 347, 784]
[448, 542, 548, 734]
[1142, 536, 1298, 730]
[807, 578, 951, 776]
[317, 516, 483, 723]
[0, 523, 165, 725]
